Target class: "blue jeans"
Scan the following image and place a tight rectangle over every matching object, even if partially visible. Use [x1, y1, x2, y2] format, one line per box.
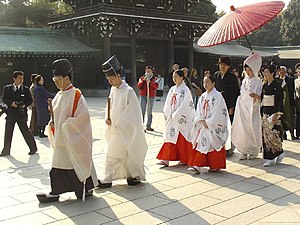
[140, 96, 155, 128]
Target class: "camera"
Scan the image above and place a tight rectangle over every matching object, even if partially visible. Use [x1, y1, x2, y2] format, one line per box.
[15, 101, 25, 107]
[0, 103, 7, 117]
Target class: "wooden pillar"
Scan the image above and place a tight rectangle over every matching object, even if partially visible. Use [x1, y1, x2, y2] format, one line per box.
[189, 39, 194, 71]
[168, 37, 174, 72]
[103, 36, 111, 59]
[130, 37, 137, 86]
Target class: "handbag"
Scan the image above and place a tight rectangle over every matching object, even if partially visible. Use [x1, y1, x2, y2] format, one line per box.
[194, 88, 202, 96]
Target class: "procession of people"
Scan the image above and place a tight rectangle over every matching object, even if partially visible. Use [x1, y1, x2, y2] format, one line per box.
[1, 53, 300, 204]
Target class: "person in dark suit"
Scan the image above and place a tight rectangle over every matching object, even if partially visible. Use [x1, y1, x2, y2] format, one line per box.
[214, 57, 239, 122]
[0, 71, 37, 157]
[214, 57, 239, 155]
[276, 66, 296, 140]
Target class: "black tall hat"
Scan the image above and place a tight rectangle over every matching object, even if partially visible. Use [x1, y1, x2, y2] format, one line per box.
[102, 55, 121, 76]
[52, 59, 73, 77]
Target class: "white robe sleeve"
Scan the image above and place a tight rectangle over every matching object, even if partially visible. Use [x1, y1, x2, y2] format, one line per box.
[61, 96, 94, 182]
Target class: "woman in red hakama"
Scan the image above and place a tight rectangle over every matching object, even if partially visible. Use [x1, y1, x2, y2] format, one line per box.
[157, 69, 196, 166]
[188, 75, 230, 173]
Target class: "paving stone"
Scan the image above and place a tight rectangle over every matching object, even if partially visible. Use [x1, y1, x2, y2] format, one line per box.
[0, 212, 56, 225]
[115, 211, 168, 225]
[204, 194, 271, 218]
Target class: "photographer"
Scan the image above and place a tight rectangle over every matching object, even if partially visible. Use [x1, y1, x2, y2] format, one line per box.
[137, 66, 158, 131]
[0, 71, 37, 157]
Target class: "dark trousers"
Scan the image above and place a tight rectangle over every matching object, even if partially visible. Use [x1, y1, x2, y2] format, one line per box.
[296, 111, 300, 137]
[49, 168, 95, 199]
[1, 119, 37, 155]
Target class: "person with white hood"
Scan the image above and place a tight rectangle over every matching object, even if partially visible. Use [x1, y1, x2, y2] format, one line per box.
[232, 53, 263, 160]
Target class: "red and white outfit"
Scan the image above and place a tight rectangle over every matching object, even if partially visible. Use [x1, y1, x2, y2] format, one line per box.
[157, 82, 196, 164]
[188, 87, 230, 170]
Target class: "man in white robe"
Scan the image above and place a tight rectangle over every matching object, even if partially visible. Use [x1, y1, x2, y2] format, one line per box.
[98, 55, 148, 188]
[36, 59, 98, 203]
[232, 53, 263, 160]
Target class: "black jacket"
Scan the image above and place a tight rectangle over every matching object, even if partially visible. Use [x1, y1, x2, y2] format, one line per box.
[214, 71, 239, 110]
[2, 84, 32, 121]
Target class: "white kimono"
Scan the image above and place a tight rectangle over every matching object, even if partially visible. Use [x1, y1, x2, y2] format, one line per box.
[232, 77, 263, 154]
[163, 82, 196, 143]
[192, 88, 230, 154]
[103, 82, 148, 182]
[232, 53, 263, 155]
[48, 86, 98, 186]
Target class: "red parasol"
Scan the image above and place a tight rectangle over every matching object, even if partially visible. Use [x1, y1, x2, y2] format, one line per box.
[197, 1, 285, 50]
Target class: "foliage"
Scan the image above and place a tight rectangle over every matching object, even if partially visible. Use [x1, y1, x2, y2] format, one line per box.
[246, 15, 284, 46]
[190, 0, 218, 22]
[281, 0, 300, 45]
[0, 0, 72, 27]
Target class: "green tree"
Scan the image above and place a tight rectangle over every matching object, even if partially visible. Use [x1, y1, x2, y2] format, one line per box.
[246, 14, 283, 46]
[281, 0, 300, 45]
[0, 0, 72, 27]
[4, 0, 29, 27]
[190, 0, 218, 22]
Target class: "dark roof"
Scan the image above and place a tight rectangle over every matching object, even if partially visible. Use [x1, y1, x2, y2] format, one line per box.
[0, 26, 100, 55]
[49, 3, 211, 26]
[252, 45, 300, 59]
[194, 41, 277, 58]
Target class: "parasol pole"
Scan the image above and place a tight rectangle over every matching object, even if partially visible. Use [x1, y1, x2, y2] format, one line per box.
[244, 35, 253, 52]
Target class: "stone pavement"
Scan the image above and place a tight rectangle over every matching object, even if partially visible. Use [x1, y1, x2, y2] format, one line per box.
[0, 96, 300, 225]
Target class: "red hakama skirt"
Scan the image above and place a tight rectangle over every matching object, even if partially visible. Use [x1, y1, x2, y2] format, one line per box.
[157, 132, 193, 164]
[188, 147, 226, 169]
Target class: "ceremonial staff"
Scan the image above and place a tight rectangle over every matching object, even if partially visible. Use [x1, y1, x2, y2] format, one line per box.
[107, 97, 111, 121]
[48, 98, 54, 123]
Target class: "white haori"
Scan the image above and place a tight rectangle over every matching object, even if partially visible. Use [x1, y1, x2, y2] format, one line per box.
[232, 76, 263, 155]
[163, 82, 196, 144]
[103, 81, 148, 182]
[192, 88, 230, 154]
[48, 87, 98, 185]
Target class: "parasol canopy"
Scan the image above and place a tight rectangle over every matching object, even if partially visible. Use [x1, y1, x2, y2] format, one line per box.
[197, 1, 285, 49]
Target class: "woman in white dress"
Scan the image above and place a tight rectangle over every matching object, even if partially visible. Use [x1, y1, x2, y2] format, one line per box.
[232, 53, 263, 160]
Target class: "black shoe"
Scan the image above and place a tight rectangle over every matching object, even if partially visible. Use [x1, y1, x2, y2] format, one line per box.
[295, 136, 300, 140]
[28, 150, 37, 155]
[97, 180, 112, 188]
[36, 193, 59, 203]
[127, 177, 142, 186]
[226, 149, 234, 156]
[0, 152, 9, 157]
[291, 135, 296, 140]
[39, 134, 48, 138]
[146, 127, 154, 131]
[283, 132, 287, 140]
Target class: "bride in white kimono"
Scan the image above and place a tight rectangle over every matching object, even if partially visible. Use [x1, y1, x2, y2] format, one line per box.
[188, 75, 230, 173]
[157, 69, 196, 167]
[231, 53, 263, 160]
